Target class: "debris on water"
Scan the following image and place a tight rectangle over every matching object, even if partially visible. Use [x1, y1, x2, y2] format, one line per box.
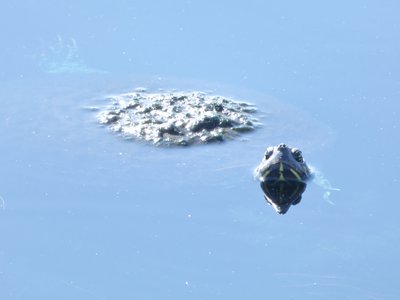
[98, 90, 260, 146]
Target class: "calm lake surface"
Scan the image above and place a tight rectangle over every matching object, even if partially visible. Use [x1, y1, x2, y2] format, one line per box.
[1, 1, 399, 299]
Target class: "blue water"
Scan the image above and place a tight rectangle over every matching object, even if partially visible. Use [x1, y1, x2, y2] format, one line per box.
[1, 1, 400, 299]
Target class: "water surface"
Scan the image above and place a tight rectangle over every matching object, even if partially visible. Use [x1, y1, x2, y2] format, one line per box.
[1, 1, 399, 299]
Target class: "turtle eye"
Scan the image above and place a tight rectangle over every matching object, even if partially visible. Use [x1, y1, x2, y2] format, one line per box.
[264, 147, 274, 160]
[292, 148, 303, 163]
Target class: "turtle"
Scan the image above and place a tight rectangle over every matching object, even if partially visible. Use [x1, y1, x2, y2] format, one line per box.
[255, 143, 313, 214]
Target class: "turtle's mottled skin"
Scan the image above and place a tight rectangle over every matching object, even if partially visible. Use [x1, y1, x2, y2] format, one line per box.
[98, 90, 259, 146]
[255, 144, 312, 214]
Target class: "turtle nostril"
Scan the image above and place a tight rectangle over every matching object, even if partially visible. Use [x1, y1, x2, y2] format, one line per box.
[278, 143, 287, 149]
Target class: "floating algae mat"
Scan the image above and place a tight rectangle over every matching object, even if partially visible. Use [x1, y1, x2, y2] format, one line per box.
[98, 90, 260, 146]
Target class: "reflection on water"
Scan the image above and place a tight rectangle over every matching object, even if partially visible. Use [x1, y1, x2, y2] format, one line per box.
[38, 36, 105, 74]
[0, 194, 5, 210]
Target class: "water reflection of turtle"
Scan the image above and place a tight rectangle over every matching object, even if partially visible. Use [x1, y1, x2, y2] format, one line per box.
[255, 143, 312, 214]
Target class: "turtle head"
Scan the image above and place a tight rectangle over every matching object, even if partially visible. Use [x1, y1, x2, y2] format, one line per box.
[255, 143, 312, 214]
